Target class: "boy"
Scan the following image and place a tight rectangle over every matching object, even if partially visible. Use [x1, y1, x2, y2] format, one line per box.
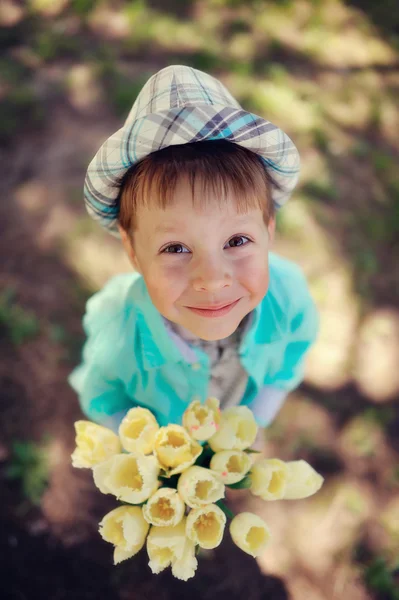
[68, 65, 319, 432]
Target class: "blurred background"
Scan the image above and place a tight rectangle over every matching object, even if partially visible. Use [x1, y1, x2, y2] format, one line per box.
[0, 0, 398, 598]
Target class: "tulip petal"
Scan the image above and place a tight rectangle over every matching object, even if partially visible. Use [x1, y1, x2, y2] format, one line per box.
[283, 460, 324, 499]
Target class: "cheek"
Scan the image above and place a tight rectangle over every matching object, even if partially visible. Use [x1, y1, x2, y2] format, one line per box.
[235, 255, 269, 296]
[144, 265, 187, 307]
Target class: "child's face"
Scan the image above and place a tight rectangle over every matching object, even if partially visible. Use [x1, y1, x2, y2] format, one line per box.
[119, 178, 275, 341]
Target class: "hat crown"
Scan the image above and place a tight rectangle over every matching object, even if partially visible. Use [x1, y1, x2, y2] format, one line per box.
[126, 65, 241, 125]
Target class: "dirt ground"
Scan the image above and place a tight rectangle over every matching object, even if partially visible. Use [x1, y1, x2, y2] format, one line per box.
[1, 2, 399, 599]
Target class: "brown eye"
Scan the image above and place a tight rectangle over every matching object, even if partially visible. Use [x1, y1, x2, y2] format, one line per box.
[226, 236, 250, 248]
[163, 244, 189, 254]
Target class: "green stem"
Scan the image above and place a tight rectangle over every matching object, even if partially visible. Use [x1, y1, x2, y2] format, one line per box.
[215, 500, 235, 520]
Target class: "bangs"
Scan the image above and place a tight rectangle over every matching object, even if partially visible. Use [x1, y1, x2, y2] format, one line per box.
[118, 141, 276, 233]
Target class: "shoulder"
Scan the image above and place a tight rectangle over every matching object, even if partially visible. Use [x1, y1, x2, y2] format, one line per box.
[268, 252, 310, 307]
[263, 253, 319, 340]
[265, 253, 312, 314]
[83, 272, 144, 340]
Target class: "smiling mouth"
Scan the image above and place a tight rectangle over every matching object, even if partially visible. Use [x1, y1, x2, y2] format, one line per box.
[190, 302, 235, 310]
[186, 299, 240, 318]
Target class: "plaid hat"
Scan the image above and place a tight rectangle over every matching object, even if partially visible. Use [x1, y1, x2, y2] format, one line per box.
[84, 65, 300, 236]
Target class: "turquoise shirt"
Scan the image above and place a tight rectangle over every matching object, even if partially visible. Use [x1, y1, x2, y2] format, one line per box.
[68, 253, 319, 427]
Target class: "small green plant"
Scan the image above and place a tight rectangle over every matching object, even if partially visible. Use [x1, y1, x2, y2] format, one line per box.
[71, 0, 98, 17]
[311, 127, 329, 153]
[5, 438, 51, 506]
[363, 406, 395, 428]
[363, 557, 399, 600]
[0, 288, 40, 345]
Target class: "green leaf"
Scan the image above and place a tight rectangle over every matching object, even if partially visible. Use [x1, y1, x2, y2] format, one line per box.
[5, 464, 23, 479]
[226, 475, 252, 490]
[244, 448, 262, 454]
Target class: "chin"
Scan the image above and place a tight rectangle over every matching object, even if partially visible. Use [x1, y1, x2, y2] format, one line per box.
[191, 324, 238, 341]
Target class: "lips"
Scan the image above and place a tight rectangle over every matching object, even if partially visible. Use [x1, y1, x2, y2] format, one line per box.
[189, 301, 235, 310]
[185, 299, 240, 318]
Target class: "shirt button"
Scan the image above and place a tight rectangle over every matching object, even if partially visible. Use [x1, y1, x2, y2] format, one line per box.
[191, 362, 201, 370]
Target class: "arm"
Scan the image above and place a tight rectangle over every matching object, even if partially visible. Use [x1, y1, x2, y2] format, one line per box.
[248, 386, 288, 428]
[68, 363, 133, 430]
[271, 287, 319, 393]
[68, 280, 137, 429]
[250, 278, 319, 428]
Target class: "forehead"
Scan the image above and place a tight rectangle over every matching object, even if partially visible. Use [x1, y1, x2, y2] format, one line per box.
[140, 174, 263, 216]
[136, 188, 265, 238]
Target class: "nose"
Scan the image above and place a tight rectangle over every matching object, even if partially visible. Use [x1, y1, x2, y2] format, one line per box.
[191, 255, 232, 292]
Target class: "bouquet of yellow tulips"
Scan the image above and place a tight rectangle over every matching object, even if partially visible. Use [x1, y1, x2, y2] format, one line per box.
[71, 398, 324, 581]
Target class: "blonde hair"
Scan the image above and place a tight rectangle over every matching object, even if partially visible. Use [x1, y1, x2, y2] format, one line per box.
[117, 140, 278, 234]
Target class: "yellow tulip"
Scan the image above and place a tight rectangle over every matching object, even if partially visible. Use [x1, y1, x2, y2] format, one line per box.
[186, 503, 226, 549]
[230, 512, 271, 557]
[71, 420, 121, 469]
[99, 505, 149, 565]
[147, 519, 198, 581]
[283, 460, 324, 499]
[182, 396, 221, 441]
[208, 406, 258, 452]
[177, 465, 225, 509]
[210, 450, 252, 484]
[153, 425, 202, 476]
[93, 452, 159, 504]
[249, 458, 288, 500]
[171, 536, 198, 581]
[119, 407, 159, 454]
[143, 487, 185, 527]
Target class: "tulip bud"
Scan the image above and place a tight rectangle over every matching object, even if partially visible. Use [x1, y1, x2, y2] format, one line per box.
[93, 452, 159, 504]
[208, 406, 258, 452]
[283, 460, 324, 499]
[99, 505, 149, 565]
[210, 450, 252, 484]
[147, 518, 198, 580]
[186, 503, 226, 549]
[183, 396, 221, 441]
[71, 420, 121, 469]
[249, 458, 288, 500]
[177, 465, 225, 509]
[143, 487, 185, 527]
[153, 425, 202, 476]
[119, 407, 159, 454]
[230, 512, 271, 557]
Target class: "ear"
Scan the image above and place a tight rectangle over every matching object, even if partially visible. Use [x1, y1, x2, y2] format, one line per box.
[118, 224, 141, 273]
[267, 215, 276, 245]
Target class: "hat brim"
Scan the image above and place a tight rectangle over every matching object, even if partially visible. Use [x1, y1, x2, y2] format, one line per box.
[84, 104, 300, 237]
